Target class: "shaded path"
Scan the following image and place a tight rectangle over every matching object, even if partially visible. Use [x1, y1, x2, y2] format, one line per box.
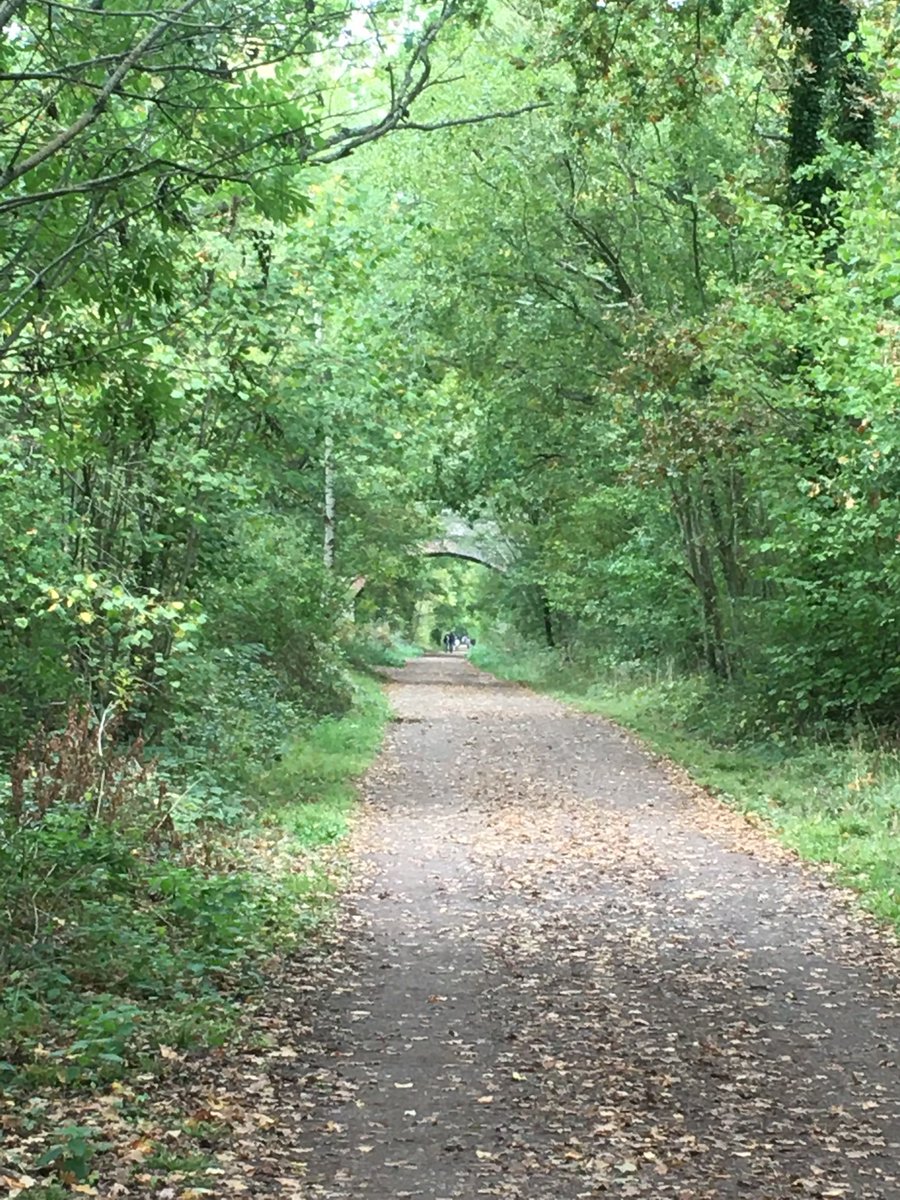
[294, 655, 900, 1199]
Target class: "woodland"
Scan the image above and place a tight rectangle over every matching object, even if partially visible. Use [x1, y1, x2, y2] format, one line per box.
[3, 0, 900, 1188]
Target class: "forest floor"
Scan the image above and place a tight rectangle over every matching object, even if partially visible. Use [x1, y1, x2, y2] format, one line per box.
[64, 655, 900, 1199]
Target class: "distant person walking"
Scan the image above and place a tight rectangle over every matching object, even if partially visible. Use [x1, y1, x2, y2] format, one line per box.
[442, 632, 456, 653]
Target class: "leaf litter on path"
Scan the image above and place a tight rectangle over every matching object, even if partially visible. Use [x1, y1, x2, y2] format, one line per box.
[29, 654, 900, 1198]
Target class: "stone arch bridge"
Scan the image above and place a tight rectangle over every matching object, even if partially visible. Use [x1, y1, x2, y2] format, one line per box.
[349, 514, 514, 596]
[420, 514, 513, 572]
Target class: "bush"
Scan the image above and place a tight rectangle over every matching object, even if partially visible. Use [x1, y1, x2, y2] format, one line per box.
[0, 798, 331, 1088]
[9, 703, 162, 827]
[158, 644, 306, 811]
[0, 803, 289, 1086]
[344, 631, 424, 670]
[0, 668, 389, 1099]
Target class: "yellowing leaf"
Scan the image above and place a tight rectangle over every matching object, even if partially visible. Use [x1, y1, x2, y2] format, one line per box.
[129, 1137, 154, 1152]
[0, 1176, 37, 1196]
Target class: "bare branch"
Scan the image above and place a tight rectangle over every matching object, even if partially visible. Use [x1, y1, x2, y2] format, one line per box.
[394, 101, 550, 133]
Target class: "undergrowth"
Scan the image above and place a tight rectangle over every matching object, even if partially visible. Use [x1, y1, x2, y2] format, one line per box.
[345, 632, 424, 670]
[261, 672, 391, 845]
[0, 671, 389, 1112]
[471, 643, 900, 933]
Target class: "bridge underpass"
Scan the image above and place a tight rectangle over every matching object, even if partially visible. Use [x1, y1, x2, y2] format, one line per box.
[349, 513, 515, 596]
[420, 513, 513, 573]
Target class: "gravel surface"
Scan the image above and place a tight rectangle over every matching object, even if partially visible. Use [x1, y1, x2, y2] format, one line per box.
[294, 654, 900, 1200]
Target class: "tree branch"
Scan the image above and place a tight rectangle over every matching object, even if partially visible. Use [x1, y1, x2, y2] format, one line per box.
[396, 101, 550, 133]
[0, 0, 205, 193]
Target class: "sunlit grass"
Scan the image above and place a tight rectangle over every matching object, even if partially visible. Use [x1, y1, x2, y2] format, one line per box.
[261, 672, 391, 846]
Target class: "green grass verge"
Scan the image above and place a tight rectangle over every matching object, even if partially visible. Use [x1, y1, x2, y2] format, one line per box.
[471, 643, 900, 932]
[261, 671, 391, 845]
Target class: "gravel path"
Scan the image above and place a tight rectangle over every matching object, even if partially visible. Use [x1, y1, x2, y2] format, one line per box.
[294, 655, 900, 1200]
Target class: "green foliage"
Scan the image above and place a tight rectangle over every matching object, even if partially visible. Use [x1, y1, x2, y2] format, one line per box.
[34, 1125, 113, 1182]
[6, 0, 900, 1174]
[0, 0, 488, 771]
[2, 809, 255, 1087]
[346, 0, 900, 730]
[345, 633, 425, 670]
[0, 672, 389, 1105]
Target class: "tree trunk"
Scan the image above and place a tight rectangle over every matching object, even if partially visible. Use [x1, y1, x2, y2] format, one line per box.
[323, 429, 335, 571]
[540, 592, 555, 649]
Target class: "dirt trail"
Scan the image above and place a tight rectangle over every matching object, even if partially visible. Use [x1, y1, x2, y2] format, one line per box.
[283, 654, 900, 1200]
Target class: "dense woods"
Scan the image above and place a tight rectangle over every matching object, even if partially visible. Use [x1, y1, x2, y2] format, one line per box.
[394, 0, 900, 727]
[3, 0, 900, 1187]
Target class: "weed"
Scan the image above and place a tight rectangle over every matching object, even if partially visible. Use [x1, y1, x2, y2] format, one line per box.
[345, 633, 424, 670]
[143, 1147, 216, 1178]
[261, 673, 390, 844]
[34, 1123, 112, 1182]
